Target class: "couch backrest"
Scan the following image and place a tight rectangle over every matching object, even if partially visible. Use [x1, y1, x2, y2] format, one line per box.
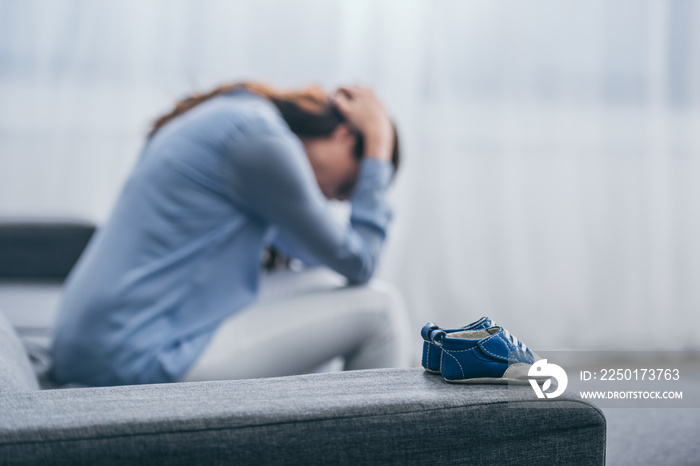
[0, 309, 39, 392]
[0, 219, 95, 282]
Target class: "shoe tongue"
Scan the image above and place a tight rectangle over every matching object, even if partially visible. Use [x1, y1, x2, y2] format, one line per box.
[487, 326, 500, 335]
[449, 328, 491, 339]
[470, 316, 493, 328]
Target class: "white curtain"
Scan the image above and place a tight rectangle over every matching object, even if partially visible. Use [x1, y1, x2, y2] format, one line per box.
[1, 0, 699, 351]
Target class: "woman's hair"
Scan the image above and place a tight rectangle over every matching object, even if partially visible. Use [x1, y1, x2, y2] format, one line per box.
[149, 81, 400, 173]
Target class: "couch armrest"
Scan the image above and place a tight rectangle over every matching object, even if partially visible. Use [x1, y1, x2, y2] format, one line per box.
[0, 368, 605, 465]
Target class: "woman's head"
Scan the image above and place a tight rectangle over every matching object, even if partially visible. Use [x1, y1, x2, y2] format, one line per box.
[149, 82, 400, 200]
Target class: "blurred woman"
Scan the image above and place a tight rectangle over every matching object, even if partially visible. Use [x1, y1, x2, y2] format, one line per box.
[50, 82, 410, 386]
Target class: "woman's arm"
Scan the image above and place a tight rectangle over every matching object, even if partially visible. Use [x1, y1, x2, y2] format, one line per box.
[230, 132, 393, 284]
[268, 86, 396, 270]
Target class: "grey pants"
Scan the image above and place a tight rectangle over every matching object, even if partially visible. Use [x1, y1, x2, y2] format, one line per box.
[182, 269, 412, 382]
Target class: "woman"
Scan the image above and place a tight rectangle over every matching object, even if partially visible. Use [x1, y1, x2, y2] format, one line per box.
[50, 82, 411, 386]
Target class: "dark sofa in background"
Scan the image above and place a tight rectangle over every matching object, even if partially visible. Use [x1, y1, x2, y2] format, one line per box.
[0, 218, 95, 282]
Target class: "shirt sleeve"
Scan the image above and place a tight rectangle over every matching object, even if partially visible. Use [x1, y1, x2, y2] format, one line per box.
[229, 132, 393, 284]
[268, 228, 322, 267]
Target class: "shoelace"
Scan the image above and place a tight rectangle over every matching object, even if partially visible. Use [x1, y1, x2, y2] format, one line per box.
[501, 326, 527, 352]
[490, 320, 527, 352]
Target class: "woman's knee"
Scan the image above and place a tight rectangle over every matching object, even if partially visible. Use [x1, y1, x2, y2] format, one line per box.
[347, 280, 411, 329]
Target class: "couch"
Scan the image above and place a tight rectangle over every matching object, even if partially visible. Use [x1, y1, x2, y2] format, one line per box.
[0, 219, 607, 465]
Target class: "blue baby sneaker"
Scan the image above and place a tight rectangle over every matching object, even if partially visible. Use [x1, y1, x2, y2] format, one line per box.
[432, 326, 539, 384]
[421, 317, 495, 374]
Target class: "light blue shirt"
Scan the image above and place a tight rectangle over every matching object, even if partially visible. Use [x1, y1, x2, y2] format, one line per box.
[50, 90, 394, 386]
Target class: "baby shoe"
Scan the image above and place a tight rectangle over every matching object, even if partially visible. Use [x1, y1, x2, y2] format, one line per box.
[421, 317, 495, 374]
[431, 326, 539, 384]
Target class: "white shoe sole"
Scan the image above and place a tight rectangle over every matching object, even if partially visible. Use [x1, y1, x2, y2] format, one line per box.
[443, 363, 550, 385]
[444, 377, 534, 385]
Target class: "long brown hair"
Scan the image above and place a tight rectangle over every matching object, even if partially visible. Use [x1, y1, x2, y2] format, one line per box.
[149, 81, 400, 172]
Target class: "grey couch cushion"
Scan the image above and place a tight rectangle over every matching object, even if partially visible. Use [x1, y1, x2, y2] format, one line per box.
[0, 310, 39, 392]
[0, 368, 605, 465]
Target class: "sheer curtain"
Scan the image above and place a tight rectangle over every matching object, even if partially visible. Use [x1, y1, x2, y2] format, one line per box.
[1, 0, 699, 351]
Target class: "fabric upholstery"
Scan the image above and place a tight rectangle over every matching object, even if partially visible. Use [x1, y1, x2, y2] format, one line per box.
[0, 368, 605, 465]
[0, 310, 39, 392]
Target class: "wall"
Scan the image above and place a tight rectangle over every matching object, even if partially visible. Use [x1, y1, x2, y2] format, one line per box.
[1, 0, 699, 351]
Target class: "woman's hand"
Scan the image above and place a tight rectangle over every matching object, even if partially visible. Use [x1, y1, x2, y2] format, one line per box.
[332, 86, 394, 162]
